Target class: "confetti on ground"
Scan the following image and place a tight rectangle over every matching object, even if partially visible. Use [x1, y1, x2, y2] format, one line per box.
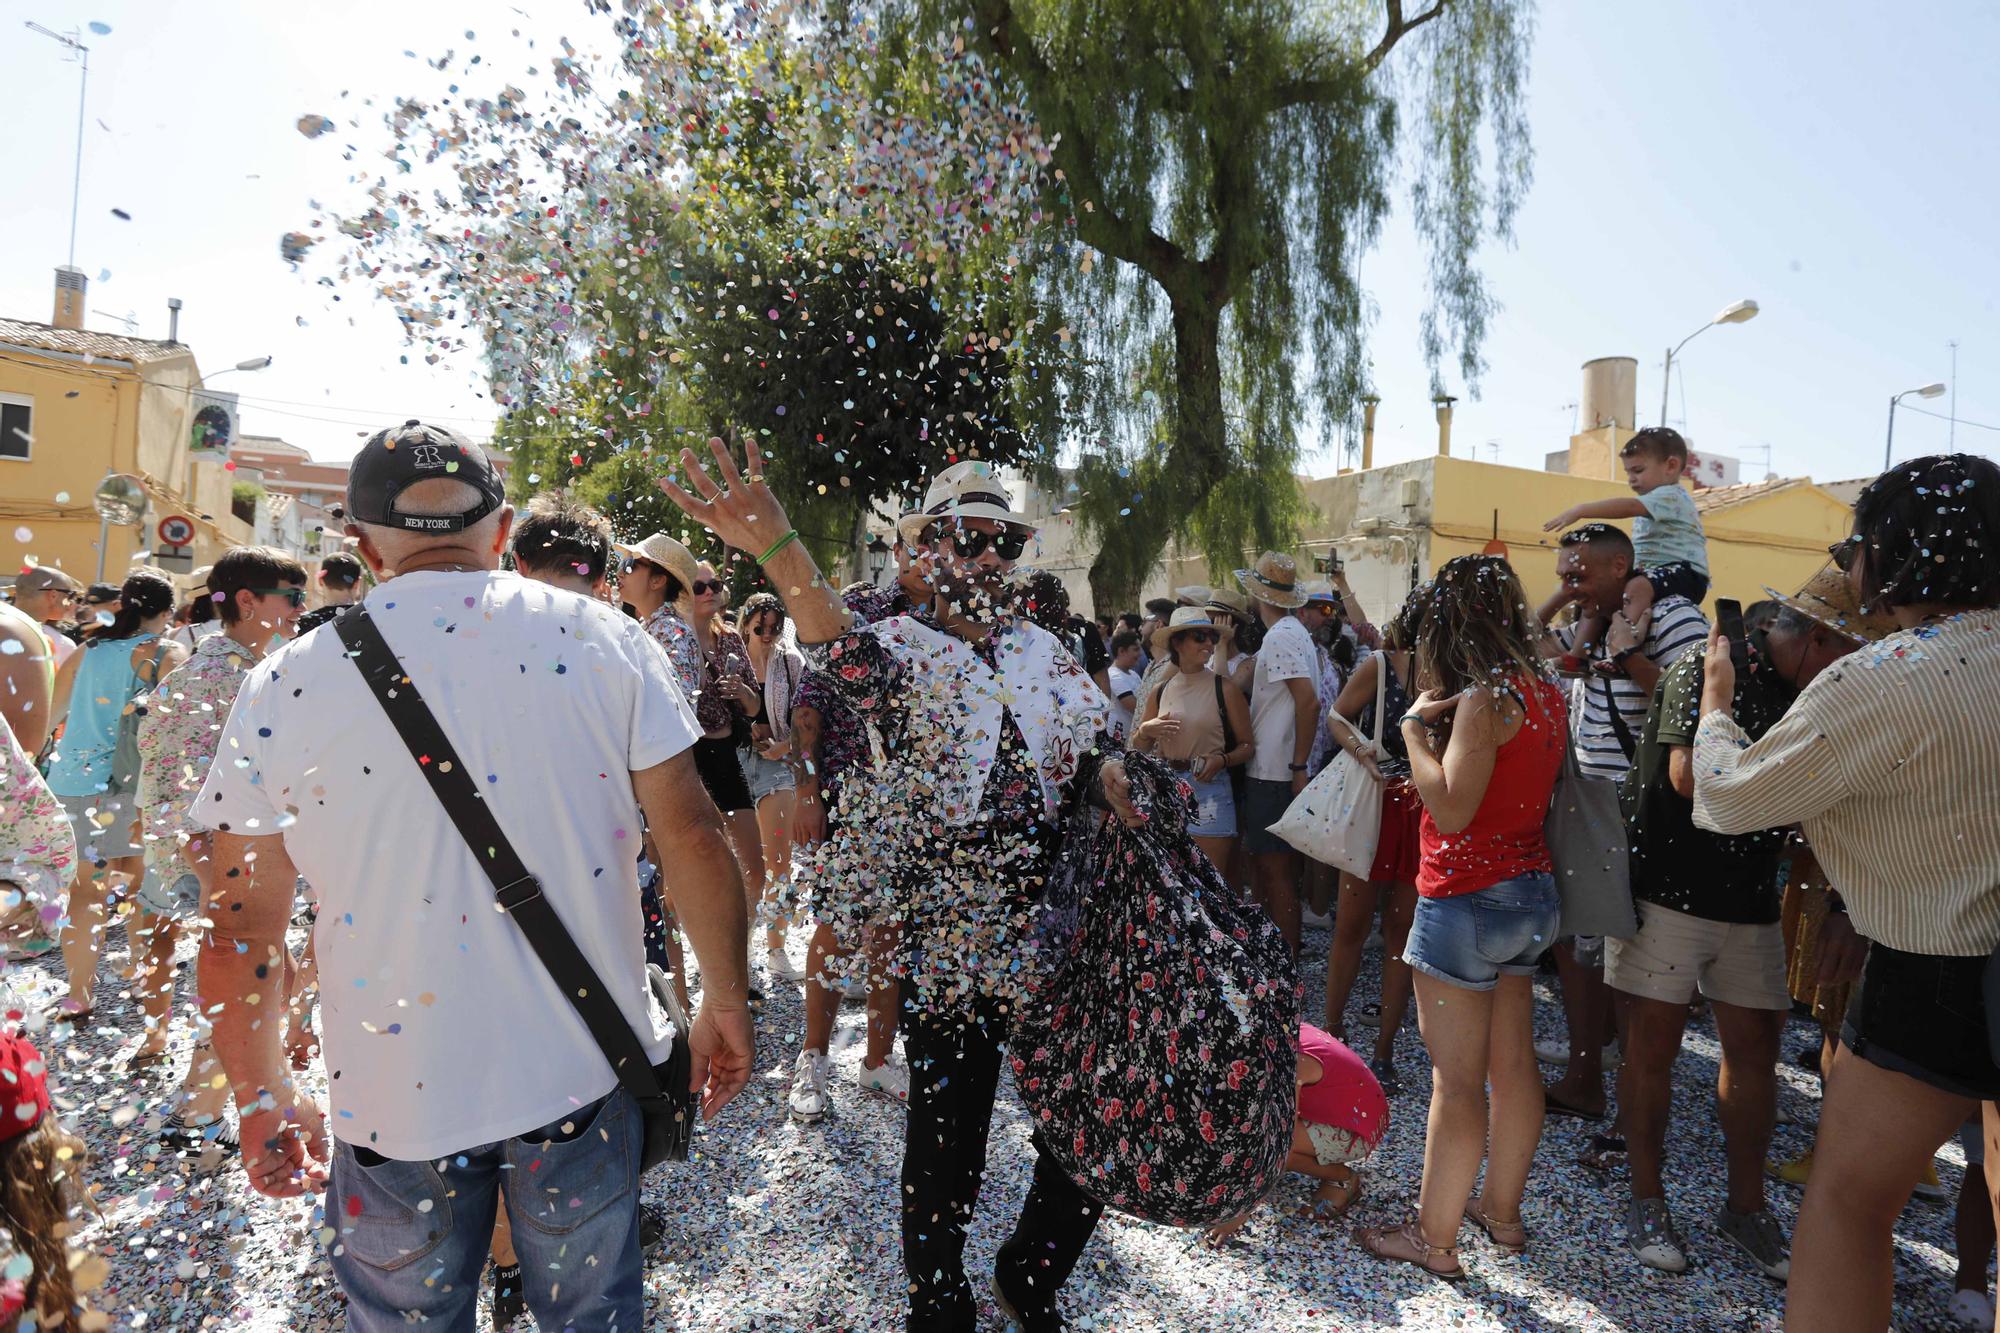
[13, 917, 1978, 1330]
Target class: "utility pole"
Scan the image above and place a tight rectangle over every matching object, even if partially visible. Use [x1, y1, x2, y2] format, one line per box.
[24, 21, 92, 270]
[1949, 340, 1960, 449]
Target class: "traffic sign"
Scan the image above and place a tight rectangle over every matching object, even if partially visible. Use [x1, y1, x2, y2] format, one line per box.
[157, 514, 196, 547]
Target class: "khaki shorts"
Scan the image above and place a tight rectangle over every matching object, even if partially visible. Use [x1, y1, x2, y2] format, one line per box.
[1605, 900, 1789, 1011]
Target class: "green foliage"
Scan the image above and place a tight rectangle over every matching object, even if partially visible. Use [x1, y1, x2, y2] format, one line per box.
[229, 480, 264, 526]
[896, 0, 1534, 608]
[496, 5, 1082, 593]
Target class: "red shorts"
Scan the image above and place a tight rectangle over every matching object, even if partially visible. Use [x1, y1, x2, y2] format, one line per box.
[1368, 781, 1422, 884]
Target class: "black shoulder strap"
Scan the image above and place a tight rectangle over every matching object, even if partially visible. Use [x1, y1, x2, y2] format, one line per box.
[1595, 670, 1639, 760]
[333, 606, 664, 1103]
[1214, 671, 1236, 754]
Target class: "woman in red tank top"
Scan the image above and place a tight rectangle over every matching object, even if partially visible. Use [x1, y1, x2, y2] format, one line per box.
[1356, 556, 1566, 1280]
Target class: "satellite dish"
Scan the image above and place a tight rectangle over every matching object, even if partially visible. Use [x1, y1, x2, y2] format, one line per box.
[92, 474, 147, 525]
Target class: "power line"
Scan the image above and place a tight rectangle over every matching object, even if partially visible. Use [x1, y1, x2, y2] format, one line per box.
[1901, 402, 2000, 435]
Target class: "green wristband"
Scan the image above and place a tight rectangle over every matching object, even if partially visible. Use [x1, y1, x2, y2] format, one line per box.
[756, 529, 801, 564]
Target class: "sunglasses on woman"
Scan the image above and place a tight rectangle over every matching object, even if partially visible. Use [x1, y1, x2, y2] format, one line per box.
[690, 578, 724, 596]
[253, 587, 309, 607]
[1177, 629, 1218, 645]
[1827, 536, 1861, 571]
[944, 528, 1029, 562]
[750, 624, 783, 639]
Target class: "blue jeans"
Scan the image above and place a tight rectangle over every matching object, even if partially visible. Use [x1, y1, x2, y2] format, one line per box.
[1403, 872, 1560, 992]
[325, 1088, 644, 1331]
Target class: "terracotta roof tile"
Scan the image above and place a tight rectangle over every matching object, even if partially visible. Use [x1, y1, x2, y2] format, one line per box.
[0, 316, 192, 365]
[1692, 477, 1803, 512]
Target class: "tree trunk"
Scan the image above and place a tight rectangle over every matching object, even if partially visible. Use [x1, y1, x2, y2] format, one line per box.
[1087, 293, 1226, 612]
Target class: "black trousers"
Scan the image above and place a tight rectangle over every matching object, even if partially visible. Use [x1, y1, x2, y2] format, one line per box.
[900, 990, 1104, 1332]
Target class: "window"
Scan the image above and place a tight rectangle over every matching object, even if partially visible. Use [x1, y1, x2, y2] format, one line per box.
[0, 394, 29, 461]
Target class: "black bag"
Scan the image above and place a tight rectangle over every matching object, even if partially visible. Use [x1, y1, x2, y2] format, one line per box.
[335, 607, 694, 1168]
[1011, 750, 1298, 1226]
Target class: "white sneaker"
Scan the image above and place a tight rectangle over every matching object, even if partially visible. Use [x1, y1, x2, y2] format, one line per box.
[1947, 1289, 1997, 1329]
[765, 946, 804, 983]
[1301, 907, 1332, 931]
[789, 1050, 831, 1120]
[1535, 1038, 1621, 1069]
[857, 1055, 910, 1104]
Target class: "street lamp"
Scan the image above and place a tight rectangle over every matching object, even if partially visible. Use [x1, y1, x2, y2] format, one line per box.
[195, 355, 274, 388]
[1661, 299, 1759, 426]
[1884, 381, 1947, 470]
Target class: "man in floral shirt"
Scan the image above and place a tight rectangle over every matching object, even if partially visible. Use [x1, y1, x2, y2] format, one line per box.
[135, 546, 307, 1158]
[664, 444, 1143, 1333]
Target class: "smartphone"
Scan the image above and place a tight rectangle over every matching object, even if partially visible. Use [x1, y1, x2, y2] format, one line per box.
[1714, 598, 1752, 672]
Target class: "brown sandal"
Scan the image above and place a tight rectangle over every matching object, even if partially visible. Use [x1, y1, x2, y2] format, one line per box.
[1354, 1220, 1464, 1280]
[1465, 1196, 1527, 1254]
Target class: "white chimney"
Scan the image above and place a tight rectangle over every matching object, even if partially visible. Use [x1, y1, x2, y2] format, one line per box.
[53, 267, 87, 331]
[167, 297, 183, 343]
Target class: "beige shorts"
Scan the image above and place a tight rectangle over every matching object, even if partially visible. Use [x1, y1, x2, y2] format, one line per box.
[1606, 900, 1789, 1011]
[1303, 1121, 1370, 1168]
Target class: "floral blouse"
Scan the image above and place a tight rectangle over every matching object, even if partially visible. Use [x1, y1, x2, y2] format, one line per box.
[136, 632, 257, 876]
[698, 627, 757, 737]
[791, 582, 925, 806]
[643, 604, 706, 715]
[1, 716, 75, 918]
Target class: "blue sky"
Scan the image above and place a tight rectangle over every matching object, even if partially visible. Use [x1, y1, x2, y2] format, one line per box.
[4, 1, 1995, 486]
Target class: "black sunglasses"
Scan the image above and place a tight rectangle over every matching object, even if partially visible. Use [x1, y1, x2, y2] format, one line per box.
[252, 587, 309, 607]
[1827, 536, 1861, 571]
[944, 528, 1029, 562]
[690, 578, 724, 595]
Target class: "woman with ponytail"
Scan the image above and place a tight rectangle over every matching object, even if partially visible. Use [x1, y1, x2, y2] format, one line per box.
[42, 569, 185, 1022]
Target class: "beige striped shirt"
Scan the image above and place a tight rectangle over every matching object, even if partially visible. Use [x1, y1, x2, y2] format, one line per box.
[1692, 609, 2000, 956]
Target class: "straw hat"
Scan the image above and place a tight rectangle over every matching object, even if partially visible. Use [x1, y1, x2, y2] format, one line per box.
[1234, 551, 1307, 608]
[1150, 606, 1221, 659]
[1764, 563, 1900, 644]
[1301, 579, 1338, 606]
[1205, 587, 1252, 620]
[895, 461, 1035, 546]
[615, 532, 700, 591]
[1173, 584, 1212, 607]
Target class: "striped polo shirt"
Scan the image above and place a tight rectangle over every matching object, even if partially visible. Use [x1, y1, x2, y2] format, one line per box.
[1561, 596, 1709, 779]
[1693, 609, 2000, 957]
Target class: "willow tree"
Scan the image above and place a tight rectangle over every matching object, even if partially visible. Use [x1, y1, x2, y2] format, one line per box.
[934, 0, 1533, 608]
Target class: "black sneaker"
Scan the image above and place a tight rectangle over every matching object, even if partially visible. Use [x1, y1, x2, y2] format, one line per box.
[490, 1261, 525, 1329]
[991, 1269, 1070, 1332]
[640, 1202, 666, 1252]
[1368, 1057, 1401, 1098]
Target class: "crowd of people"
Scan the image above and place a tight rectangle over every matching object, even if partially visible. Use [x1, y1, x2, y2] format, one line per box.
[2, 418, 1997, 1333]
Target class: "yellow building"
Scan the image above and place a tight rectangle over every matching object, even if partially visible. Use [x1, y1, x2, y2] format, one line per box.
[0, 314, 252, 591]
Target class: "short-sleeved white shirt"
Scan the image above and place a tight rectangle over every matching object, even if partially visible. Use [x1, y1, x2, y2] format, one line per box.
[195, 571, 699, 1159]
[1106, 664, 1144, 741]
[1247, 613, 1316, 782]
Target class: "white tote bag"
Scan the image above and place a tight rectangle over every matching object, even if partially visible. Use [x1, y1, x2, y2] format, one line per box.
[1270, 652, 1387, 878]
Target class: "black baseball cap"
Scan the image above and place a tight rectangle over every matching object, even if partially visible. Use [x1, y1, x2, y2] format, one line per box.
[345, 420, 506, 533]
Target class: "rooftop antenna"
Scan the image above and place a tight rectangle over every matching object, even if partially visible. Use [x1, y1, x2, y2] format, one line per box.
[91, 308, 137, 334]
[24, 19, 92, 270]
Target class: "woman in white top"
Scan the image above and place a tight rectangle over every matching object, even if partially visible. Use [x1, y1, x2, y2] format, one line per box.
[1691, 454, 2000, 1331]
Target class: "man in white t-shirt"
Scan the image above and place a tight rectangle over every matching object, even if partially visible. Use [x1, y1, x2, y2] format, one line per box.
[1105, 629, 1144, 741]
[194, 421, 753, 1330]
[1235, 551, 1319, 953]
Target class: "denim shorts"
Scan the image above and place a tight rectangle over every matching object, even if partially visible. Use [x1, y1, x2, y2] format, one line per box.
[1404, 872, 1561, 991]
[737, 746, 797, 802]
[1184, 771, 1237, 837]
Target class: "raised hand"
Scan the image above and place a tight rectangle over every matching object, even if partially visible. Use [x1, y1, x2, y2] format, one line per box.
[658, 435, 792, 556]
